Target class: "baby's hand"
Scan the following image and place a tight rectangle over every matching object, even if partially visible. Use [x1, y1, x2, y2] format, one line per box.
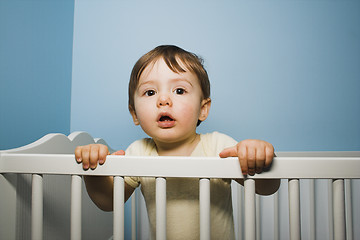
[75, 144, 125, 170]
[219, 140, 274, 176]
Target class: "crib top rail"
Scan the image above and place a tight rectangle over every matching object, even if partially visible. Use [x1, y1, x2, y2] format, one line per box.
[1, 153, 360, 179]
[1, 132, 359, 179]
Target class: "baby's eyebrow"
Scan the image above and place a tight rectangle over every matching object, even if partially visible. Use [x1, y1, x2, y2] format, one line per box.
[137, 80, 156, 89]
[170, 78, 193, 87]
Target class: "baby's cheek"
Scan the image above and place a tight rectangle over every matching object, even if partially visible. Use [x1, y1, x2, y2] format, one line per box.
[180, 105, 200, 121]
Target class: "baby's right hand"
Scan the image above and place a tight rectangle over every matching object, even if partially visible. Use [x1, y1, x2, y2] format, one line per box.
[75, 144, 125, 170]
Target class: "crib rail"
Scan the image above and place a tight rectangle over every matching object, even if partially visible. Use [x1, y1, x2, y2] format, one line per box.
[1, 152, 360, 240]
[0, 132, 359, 240]
[1, 153, 360, 178]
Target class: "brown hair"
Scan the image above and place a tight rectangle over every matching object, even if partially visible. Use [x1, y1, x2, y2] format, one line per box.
[128, 45, 211, 114]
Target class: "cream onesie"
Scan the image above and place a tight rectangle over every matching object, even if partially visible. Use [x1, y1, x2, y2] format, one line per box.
[125, 131, 237, 240]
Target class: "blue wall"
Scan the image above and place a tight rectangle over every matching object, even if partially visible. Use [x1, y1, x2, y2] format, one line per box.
[71, 0, 360, 151]
[70, 2, 360, 238]
[0, 0, 75, 150]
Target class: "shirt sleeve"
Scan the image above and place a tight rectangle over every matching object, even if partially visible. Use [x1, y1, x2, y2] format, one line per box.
[202, 131, 238, 156]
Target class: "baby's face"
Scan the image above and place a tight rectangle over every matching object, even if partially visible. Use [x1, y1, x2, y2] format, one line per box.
[130, 58, 209, 144]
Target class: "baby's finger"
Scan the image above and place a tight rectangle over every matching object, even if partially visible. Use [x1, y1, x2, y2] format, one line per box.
[237, 144, 248, 176]
[219, 146, 237, 158]
[247, 147, 256, 176]
[112, 150, 125, 155]
[75, 146, 83, 163]
[255, 148, 266, 174]
[265, 146, 274, 169]
[98, 145, 109, 165]
[81, 145, 91, 170]
[89, 145, 100, 169]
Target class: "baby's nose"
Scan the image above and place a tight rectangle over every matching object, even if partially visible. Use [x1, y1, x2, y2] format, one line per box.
[157, 94, 172, 107]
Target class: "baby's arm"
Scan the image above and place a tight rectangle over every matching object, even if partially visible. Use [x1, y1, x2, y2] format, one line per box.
[219, 140, 280, 195]
[75, 144, 135, 211]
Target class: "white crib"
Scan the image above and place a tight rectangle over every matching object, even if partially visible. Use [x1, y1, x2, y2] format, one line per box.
[0, 132, 359, 240]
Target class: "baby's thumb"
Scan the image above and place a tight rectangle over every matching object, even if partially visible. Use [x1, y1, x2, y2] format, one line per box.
[112, 150, 125, 155]
[219, 146, 237, 158]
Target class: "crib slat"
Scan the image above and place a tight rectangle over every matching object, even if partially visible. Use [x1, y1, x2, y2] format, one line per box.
[71, 175, 82, 240]
[199, 178, 211, 240]
[31, 174, 43, 240]
[256, 195, 260, 240]
[131, 192, 136, 240]
[237, 184, 243, 240]
[309, 179, 315, 240]
[328, 179, 334, 240]
[333, 179, 346, 240]
[244, 179, 255, 240]
[156, 177, 166, 240]
[113, 176, 125, 240]
[288, 179, 301, 240]
[274, 191, 279, 240]
[345, 179, 353, 240]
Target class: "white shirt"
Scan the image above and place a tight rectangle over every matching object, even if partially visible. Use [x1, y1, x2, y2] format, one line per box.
[125, 132, 237, 240]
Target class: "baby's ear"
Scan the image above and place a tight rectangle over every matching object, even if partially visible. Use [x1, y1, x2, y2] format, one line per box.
[199, 98, 211, 122]
[129, 105, 140, 125]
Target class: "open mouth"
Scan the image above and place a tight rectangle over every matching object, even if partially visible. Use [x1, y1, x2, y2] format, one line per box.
[159, 116, 174, 122]
[158, 113, 175, 128]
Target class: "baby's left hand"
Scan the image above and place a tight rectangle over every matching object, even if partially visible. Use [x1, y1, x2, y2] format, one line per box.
[219, 139, 274, 176]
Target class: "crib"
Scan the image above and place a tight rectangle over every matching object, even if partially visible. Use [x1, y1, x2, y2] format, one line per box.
[0, 132, 359, 240]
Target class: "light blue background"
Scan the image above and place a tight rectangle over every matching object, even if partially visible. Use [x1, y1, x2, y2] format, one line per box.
[2, 0, 358, 150]
[71, 0, 360, 151]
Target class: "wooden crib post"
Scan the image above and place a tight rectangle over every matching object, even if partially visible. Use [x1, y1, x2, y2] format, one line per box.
[273, 191, 279, 240]
[333, 179, 346, 240]
[113, 176, 125, 240]
[309, 179, 316, 240]
[199, 178, 211, 240]
[156, 177, 167, 240]
[131, 191, 137, 240]
[244, 178, 255, 240]
[256, 195, 260, 240]
[236, 184, 244, 240]
[328, 179, 334, 240]
[31, 174, 43, 240]
[288, 179, 301, 240]
[345, 179, 354, 240]
[71, 175, 82, 240]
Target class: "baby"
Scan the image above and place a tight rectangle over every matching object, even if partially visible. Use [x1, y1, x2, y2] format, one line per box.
[75, 45, 280, 240]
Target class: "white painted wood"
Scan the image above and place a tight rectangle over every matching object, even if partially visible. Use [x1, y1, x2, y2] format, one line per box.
[328, 180, 334, 240]
[0, 132, 115, 240]
[236, 183, 243, 240]
[0, 174, 16, 240]
[333, 179, 346, 240]
[1, 132, 360, 240]
[132, 193, 136, 240]
[274, 191, 279, 240]
[156, 177, 166, 240]
[32, 174, 43, 240]
[244, 179, 255, 240]
[0, 132, 114, 154]
[256, 195, 260, 240]
[199, 178, 210, 240]
[345, 179, 353, 240]
[113, 176, 125, 240]
[71, 175, 82, 240]
[288, 179, 301, 240]
[309, 179, 315, 240]
[1, 154, 360, 179]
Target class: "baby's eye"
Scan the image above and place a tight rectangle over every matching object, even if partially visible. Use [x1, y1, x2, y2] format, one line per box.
[174, 88, 186, 95]
[145, 90, 156, 96]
